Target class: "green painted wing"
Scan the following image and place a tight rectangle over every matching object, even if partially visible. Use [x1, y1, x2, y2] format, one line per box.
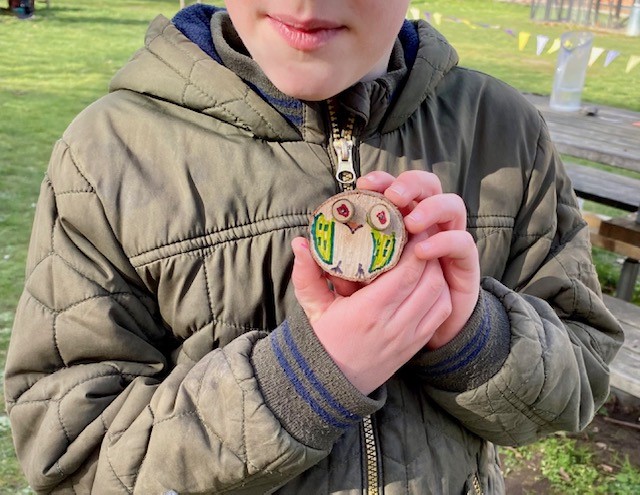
[369, 231, 396, 273]
[311, 213, 335, 264]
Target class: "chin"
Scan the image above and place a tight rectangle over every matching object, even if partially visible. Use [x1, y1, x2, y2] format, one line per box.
[267, 70, 352, 101]
[278, 86, 335, 101]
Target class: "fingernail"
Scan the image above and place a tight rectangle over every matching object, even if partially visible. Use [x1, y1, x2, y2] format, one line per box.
[292, 238, 308, 253]
[361, 173, 378, 183]
[417, 240, 431, 257]
[407, 210, 424, 224]
[388, 184, 406, 196]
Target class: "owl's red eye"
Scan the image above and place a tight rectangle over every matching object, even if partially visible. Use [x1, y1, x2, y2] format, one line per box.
[332, 199, 354, 223]
[367, 204, 391, 231]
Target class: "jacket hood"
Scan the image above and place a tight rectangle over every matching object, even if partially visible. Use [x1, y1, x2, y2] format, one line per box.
[109, 10, 459, 140]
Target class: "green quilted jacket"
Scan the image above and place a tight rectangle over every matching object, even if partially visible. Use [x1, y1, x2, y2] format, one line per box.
[4, 11, 622, 495]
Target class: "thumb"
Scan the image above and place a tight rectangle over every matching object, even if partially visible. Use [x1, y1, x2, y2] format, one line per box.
[291, 237, 335, 323]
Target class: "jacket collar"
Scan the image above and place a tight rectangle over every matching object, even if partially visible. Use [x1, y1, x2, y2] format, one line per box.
[109, 7, 458, 142]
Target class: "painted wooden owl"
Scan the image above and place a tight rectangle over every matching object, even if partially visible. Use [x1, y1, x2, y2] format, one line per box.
[309, 190, 407, 282]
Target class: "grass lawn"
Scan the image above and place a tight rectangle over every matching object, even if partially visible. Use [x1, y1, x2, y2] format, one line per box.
[1, 0, 639, 492]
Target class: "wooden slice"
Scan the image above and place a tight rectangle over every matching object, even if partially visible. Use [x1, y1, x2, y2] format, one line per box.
[309, 190, 407, 282]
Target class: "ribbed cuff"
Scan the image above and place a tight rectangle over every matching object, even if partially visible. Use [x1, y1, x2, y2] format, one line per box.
[411, 287, 511, 392]
[251, 306, 385, 450]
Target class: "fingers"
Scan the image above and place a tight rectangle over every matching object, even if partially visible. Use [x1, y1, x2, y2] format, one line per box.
[384, 171, 443, 208]
[356, 233, 429, 309]
[291, 237, 335, 323]
[358, 170, 443, 208]
[356, 171, 396, 193]
[391, 258, 452, 337]
[357, 170, 443, 218]
[415, 230, 480, 294]
[405, 193, 467, 234]
[415, 230, 478, 265]
[327, 275, 363, 297]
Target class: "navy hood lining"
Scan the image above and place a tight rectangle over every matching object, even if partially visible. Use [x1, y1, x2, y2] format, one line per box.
[172, 4, 419, 72]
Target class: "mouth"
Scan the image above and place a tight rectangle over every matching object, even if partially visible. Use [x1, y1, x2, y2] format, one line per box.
[267, 14, 345, 52]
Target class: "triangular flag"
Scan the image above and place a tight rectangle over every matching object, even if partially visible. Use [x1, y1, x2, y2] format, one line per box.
[407, 7, 420, 20]
[626, 55, 640, 73]
[504, 28, 515, 37]
[536, 35, 549, 55]
[424, 11, 431, 23]
[547, 38, 561, 54]
[588, 47, 605, 67]
[604, 50, 620, 67]
[518, 32, 531, 51]
[432, 12, 442, 26]
[462, 19, 477, 29]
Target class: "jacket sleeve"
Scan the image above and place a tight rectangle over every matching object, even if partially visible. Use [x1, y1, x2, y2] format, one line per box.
[4, 140, 381, 494]
[410, 117, 624, 446]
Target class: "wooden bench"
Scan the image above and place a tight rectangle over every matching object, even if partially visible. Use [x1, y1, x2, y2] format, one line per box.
[564, 162, 640, 215]
[564, 162, 640, 399]
[524, 94, 640, 399]
[523, 93, 640, 301]
[565, 162, 640, 301]
[605, 295, 640, 400]
[568, 163, 640, 401]
[523, 93, 640, 174]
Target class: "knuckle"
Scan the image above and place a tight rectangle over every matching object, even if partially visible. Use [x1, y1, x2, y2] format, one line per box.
[427, 276, 447, 297]
[459, 231, 478, 251]
[402, 263, 426, 287]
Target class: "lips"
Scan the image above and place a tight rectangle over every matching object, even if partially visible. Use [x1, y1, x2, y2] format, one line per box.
[267, 14, 345, 51]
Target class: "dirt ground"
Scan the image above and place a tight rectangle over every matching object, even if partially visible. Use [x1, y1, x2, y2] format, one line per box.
[502, 394, 640, 494]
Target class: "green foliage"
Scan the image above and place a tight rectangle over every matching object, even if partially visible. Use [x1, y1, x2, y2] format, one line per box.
[503, 436, 640, 494]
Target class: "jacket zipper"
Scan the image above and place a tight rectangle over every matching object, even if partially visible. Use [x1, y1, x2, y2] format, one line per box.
[362, 415, 381, 495]
[328, 99, 358, 191]
[471, 474, 484, 495]
[327, 100, 379, 493]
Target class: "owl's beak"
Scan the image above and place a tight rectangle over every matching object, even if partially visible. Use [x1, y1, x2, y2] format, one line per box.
[346, 221, 363, 234]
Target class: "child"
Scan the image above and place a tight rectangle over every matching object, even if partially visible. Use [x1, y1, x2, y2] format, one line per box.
[4, 1, 623, 493]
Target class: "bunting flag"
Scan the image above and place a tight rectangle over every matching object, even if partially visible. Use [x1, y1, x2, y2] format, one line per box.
[604, 50, 620, 67]
[547, 38, 561, 54]
[536, 35, 549, 55]
[588, 47, 606, 67]
[626, 55, 640, 73]
[407, 7, 421, 20]
[518, 32, 531, 51]
[423, 11, 640, 74]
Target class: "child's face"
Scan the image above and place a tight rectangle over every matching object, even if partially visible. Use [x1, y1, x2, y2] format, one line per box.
[225, 0, 411, 101]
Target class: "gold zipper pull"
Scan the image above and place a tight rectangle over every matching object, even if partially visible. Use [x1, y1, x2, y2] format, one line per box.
[333, 137, 356, 190]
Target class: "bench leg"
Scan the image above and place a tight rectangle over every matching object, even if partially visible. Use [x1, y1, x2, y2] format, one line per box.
[616, 259, 639, 301]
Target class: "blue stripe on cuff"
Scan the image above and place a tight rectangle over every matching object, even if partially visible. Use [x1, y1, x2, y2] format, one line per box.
[282, 322, 360, 422]
[426, 299, 492, 376]
[270, 331, 351, 429]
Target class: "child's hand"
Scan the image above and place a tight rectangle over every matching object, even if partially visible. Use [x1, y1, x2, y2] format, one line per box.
[358, 170, 480, 349]
[291, 171, 480, 395]
[291, 233, 451, 395]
